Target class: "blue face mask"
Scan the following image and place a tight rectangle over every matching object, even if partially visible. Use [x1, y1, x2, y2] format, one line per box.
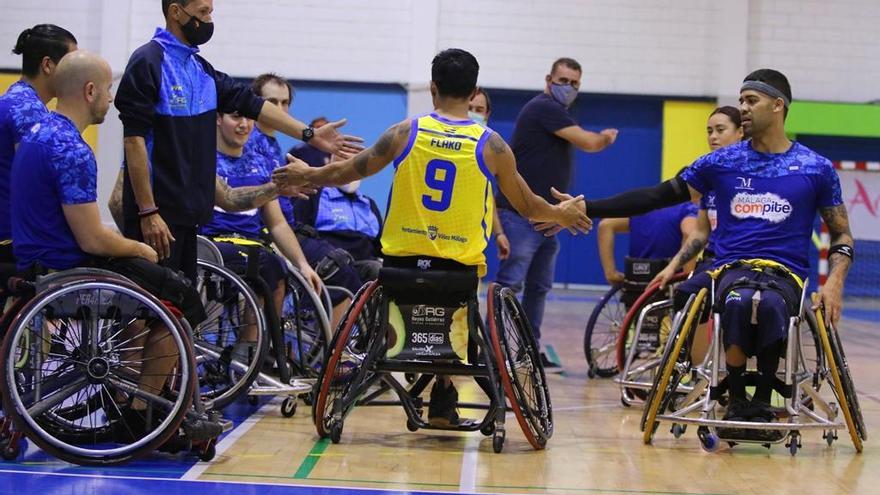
[550, 82, 578, 108]
[468, 111, 487, 127]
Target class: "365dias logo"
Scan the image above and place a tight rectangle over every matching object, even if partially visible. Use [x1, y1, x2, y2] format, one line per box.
[731, 192, 792, 223]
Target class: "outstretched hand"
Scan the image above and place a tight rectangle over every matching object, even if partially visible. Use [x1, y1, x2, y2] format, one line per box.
[272, 155, 313, 187]
[533, 187, 592, 236]
[309, 119, 365, 158]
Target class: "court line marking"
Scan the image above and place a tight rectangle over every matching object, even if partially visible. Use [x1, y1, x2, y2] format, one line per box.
[458, 434, 479, 492]
[293, 438, 330, 479]
[181, 399, 277, 481]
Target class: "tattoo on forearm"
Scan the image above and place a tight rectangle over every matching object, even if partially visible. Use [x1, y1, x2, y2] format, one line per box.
[352, 122, 407, 178]
[820, 204, 854, 278]
[676, 238, 705, 266]
[228, 184, 275, 211]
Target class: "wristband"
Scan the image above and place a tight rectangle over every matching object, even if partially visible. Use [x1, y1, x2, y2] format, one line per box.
[138, 207, 159, 218]
[829, 244, 854, 261]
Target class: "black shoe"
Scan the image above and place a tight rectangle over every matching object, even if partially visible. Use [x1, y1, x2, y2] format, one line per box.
[540, 352, 562, 373]
[428, 381, 459, 427]
[723, 398, 750, 421]
[181, 416, 224, 442]
[747, 399, 776, 423]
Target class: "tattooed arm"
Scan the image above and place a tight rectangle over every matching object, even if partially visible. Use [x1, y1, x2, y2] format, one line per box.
[272, 121, 410, 188]
[816, 204, 854, 324]
[488, 132, 591, 233]
[214, 176, 279, 212]
[651, 210, 710, 289]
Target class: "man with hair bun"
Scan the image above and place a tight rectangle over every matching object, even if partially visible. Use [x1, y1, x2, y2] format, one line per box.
[0, 24, 77, 266]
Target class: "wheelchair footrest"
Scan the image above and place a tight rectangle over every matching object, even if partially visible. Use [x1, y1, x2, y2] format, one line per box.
[717, 426, 786, 443]
[377, 360, 490, 377]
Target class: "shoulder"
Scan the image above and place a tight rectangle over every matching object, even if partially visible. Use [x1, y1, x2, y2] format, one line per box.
[126, 40, 164, 67]
[791, 142, 834, 174]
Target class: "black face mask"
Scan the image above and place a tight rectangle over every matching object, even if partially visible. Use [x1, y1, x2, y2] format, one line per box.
[179, 9, 214, 46]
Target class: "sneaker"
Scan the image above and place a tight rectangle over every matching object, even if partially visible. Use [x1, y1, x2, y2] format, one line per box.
[540, 352, 562, 373]
[181, 416, 224, 442]
[428, 381, 460, 427]
[746, 399, 776, 423]
[722, 398, 750, 422]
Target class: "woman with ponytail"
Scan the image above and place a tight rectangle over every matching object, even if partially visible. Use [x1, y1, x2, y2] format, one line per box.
[0, 24, 77, 263]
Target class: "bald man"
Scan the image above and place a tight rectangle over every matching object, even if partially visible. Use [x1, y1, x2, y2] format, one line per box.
[11, 50, 219, 447]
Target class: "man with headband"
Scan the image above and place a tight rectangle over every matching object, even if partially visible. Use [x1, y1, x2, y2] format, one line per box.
[549, 69, 852, 427]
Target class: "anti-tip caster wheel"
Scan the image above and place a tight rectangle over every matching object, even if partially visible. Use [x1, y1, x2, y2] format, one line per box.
[197, 442, 216, 462]
[492, 430, 505, 453]
[671, 424, 686, 438]
[248, 395, 258, 406]
[330, 421, 343, 444]
[1, 443, 20, 461]
[406, 419, 420, 432]
[698, 427, 720, 453]
[480, 422, 496, 436]
[281, 397, 297, 418]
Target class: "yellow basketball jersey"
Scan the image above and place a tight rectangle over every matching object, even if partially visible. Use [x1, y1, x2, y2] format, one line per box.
[382, 113, 494, 276]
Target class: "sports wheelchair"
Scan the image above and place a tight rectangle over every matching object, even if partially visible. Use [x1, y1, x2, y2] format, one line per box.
[193, 236, 338, 416]
[640, 260, 866, 455]
[583, 257, 685, 383]
[312, 260, 552, 452]
[0, 267, 222, 465]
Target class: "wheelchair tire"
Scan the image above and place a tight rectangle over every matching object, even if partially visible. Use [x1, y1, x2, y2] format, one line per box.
[0, 276, 195, 466]
[583, 285, 624, 378]
[615, 274, 687, 374]
[812, 303, 866, 452]
[313, 281, 380, 439]
[487, 283, 553, 450]
[193, 260, 268, 411]
[641, 288, 706, 445]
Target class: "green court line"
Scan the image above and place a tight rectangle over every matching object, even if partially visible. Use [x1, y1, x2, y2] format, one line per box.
[292, 438, 330, 479]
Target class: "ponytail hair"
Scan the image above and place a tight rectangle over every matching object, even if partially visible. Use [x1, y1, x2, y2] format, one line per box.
[12, 24, 77, 77]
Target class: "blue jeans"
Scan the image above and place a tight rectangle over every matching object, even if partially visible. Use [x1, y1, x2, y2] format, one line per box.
[494, 209, 559, 344]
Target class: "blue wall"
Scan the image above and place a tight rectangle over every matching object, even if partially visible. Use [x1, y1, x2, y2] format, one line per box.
[482, 90, 664, 286]
[275, 81, 407, 212]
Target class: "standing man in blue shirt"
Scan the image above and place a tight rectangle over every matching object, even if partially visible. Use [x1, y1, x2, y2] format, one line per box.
[0, 24, 77, 266]
[116, 0, 362, 282]
[567, 69, 853, 423]
[494, 57, 618, 370]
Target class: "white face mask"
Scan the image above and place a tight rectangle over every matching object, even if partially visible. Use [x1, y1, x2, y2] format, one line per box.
[468, 111, 487, 127]
[339, 180, 361, 194]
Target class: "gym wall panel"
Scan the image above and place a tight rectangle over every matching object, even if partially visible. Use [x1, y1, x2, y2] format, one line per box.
[660, 101, 714, 180]
[271, 82, 408, 215]
[482, 90, 663, 286]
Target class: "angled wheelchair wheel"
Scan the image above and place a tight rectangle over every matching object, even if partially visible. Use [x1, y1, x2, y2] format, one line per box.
[488, 283, 552, 450]
[282, 269, 335, 378]
[313, 281, 381, 439]
[641, 288, 706, 444]
[583, 285, 623, 378]
[811, 300, 866, 452]
[193, 260, 267, 410]
[0, 276, 195, 465]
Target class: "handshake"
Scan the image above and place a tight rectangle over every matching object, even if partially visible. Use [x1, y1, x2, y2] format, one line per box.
[536, 187, 593, 236]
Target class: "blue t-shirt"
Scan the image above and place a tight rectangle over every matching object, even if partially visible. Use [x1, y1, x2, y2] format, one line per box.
[245, 126, 296, 224]
[681, 140, 842, 278]
[496, 93, 577, 210]
[200, 150, 271, 239]
[629, 202, 698, 259]
[0, 80, 49, 241]
[12, 113, 97, 270]
[699, 191, 718, 253]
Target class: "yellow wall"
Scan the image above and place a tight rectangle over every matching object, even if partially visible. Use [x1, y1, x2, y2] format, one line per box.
[661, 100, 715, 180]
[0, 72, 99, 151]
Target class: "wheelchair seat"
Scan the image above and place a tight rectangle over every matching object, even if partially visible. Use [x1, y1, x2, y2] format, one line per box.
[378, 266, 478, 293]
